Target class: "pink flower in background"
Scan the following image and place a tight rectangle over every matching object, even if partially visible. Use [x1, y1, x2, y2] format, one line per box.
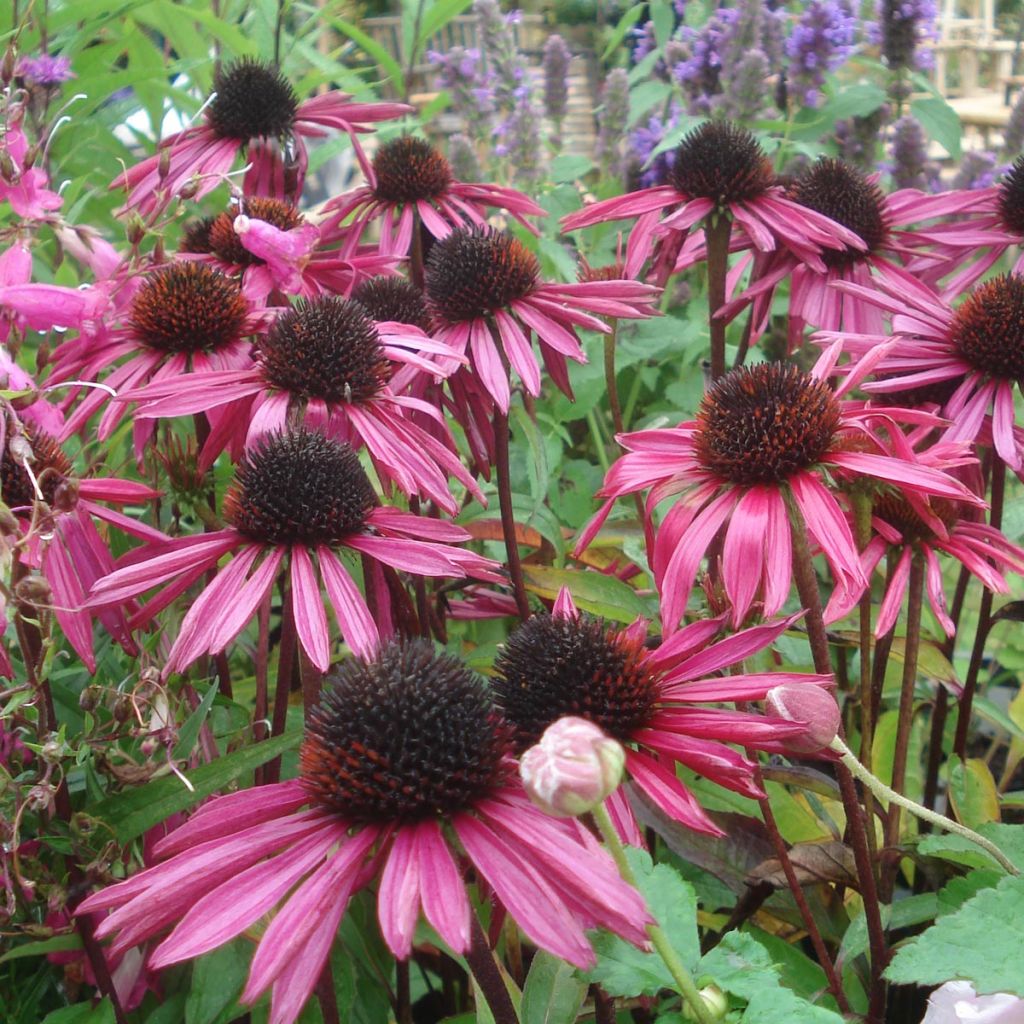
[113, 59, 411, 214]
[123, 296, 481, 513]
[562, 121, 863, 279]
[578, 359, 984, 630]
[921, 982, 1024, 1024]
[424, 226, 659, 411]
[79, 639, 651, 1024]
[321, 134, 544, 257]
[0, 108, 62, 219]
[492, 589, 833, 840]
[88, 430, 501, 673]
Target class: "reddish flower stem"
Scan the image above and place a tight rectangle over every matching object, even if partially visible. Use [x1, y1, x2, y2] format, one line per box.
[315, 962, 341, 1024]
[879, 550, 925, 903]
[298, 644, 324, 722]
[264, 578, 297, 785]
[704, 215, 731, 381]
[786, 490, 888, 1021]
[466, 914, 519, 1024]
[953, 457, 1006, 759]
[408, 496, 434, 639]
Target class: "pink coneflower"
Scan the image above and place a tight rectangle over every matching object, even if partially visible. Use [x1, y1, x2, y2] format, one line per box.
[78, 639, 651, 1024]
[113, 59, 411, 214]
[0, 108, 62, 220]
[423, 227, 659, 411]
[1, 425, 163, 672]
[180, 197, 399, 301]
[492, 589, 833, 840]
[88, 429, 501, 673]
[49, 261, 272, 455]
[823, 271, 1024, 470]
[717, 159, 961, 346]
[577, 360, 984, 631]
[561, 121, 863, 279]
[321, 135, 545, 257]
[123, 296, 481, 513]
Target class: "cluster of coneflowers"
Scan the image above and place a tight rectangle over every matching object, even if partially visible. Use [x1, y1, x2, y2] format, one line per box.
[3, 43, 1024, 1024]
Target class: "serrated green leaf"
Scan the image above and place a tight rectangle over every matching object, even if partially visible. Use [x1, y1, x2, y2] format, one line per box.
[583, 848, 698, 997]
[520, 950, 588, 1024]
[697, 931, 779, 1000]
[916, 823, 1024, 873]
[521, 566, 648, 624]
[937, 869, 1003, 916]
[90, 731, 300, 843]
[885, 873, 1024, 994]
[742, 987, 845, 1023]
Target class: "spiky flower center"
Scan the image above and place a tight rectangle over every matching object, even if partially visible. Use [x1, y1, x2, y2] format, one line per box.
[179, 217, 216, 254]
[695, 363, 841, 484]
[492, 614, 659, 751]
[873, 492, 958, 541]
[372, 136, 453, 204]
[949, 274, 1024, 382]
[224, 430, 375, 546]
[257, 298, 390, 404]
[208, 198, 304, 267]
[789, 158, 889, 269]
[351, 275, 431, 331]
[999, 158, 1024, 236]
[424, 227, 539, 323]
[0, 428, 72, 510]
[670, 121, 774, 205]
[301, 639, 513, 823]
[206, 59, 298, 141]
[129, 263, 248, 354]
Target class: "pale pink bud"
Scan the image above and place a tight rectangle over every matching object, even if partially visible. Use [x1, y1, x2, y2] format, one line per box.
[519, 716, 625, 818]
[922, 981, 1024, 1024]
[765, 683, 841, 753]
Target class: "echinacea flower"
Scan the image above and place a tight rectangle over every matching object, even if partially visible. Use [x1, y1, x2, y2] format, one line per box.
[577, 359, 984, 630]
[78, 639, 652, 1024]
[561, 120, 864, 280]
[321, 135, 545, 258]
[113, 59, 412, 215]
[1, 425, 163, 672]
[492, 589, 834, 840]
[123, 296, 481, 513]
[49, 261, 272, 456]
[0, 108, 62, 220]
[717, 158, 968, 346]
[822, 271, 1024, 470]
[181, 197, 398, 301]
[423, 226, 660, 411]
[87, 429, 501, 673]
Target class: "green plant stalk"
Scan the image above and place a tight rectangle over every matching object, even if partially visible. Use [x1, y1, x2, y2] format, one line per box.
[880, 550, 926, 902]
[591, 803, 717, 1024]
[830, 736, 1020, 876]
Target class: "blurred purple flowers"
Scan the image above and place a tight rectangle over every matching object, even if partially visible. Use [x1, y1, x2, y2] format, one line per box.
[785, 0, 857, 106]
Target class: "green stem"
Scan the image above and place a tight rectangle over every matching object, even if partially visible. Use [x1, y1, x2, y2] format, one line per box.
[592, 804, 717, 1024]
[831, 737, 1020, 876]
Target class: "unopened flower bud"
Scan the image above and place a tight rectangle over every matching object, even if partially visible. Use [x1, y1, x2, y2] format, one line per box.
[0, 149, 17, 183]
[765, 684, 840, 753]
[2, 46, 17, 85]
[178, 176, 201, 200]
[113, 695, 133, 723]
[683, 985, 728, 1022]
[79, 686, 100, 712]
[0, 502, 20, 534]
[519, 716, 625, 818]
[157, 148, 172, 181]
[40, 735, 63, 764]
[8, 433, 34, 467]
[124, 211, 146, 246]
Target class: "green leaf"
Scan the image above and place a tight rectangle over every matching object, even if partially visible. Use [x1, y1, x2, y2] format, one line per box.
[650, 0, 675, 46]
[822, 82, 887, 121]
[0, 933, 83, 964]
[583, 849, 699, 997]
[419, 0, 476, 48]
[521, 566, 649, 624]
[90, 730, 300, 843]
[628, 81, 673, 127]
[520, 950, 588, 1024]
[186, 939, 250, 1024]
[322, 13, 404, 91]
[937, 869, 1003, 917]
[742, 988, 846, 1023]
[910, 96, 962, 159]
[601, 3, 645, 61]
[173, 681, 219, 760]
[41, 1001, 115, 1024]
[550, 155, 595, 183]
[885, 873, 1024, 994]
[948, 756, 1001, 829]
[697, 931, 779, 1000]
[916, 823, 1024, 873]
